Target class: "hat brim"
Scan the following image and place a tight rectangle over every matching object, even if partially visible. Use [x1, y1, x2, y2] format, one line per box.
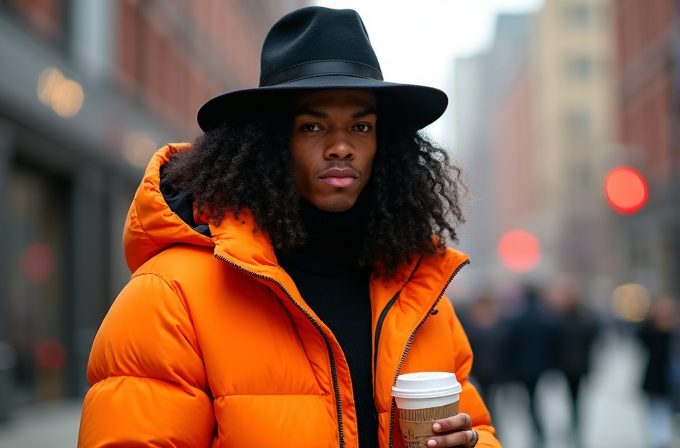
[196, 75, 448, 132]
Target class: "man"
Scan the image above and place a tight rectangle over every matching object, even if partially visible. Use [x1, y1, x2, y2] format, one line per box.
[549, 274, 599, 448]
[459, 294, 507, 418]
[78, 7, 501, 448]
[503, 286, 559, 448]
[636, 295, 677, 448]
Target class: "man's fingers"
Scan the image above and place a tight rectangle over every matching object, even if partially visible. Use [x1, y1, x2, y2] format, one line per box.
[426, 429, 477, 447]
[428, 414, 477, 448]
[431, 413, 472, 433]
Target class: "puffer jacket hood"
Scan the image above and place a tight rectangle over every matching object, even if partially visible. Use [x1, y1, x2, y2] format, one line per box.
[124, 143, 293, 278]
[123, 143, 212, 272]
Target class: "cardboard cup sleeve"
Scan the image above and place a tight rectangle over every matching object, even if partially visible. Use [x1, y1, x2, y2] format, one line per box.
[398, 401, 460, 448]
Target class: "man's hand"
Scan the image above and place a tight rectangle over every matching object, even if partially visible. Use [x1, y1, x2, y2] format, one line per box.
[426, 413, 479, 447]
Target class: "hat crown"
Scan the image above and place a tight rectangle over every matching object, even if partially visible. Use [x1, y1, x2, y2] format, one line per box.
[259, 7, 382, 87]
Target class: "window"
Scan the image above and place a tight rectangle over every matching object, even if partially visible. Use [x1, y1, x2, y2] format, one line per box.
[3, 0, 68, 46]
[565, 3, 590, 28]
[661, 224, 679, 294]
[629, 230, 649, 268]
[5, 164, 71, 402]
[571, 162, 591, 190]
[567, 55, 594, 81]
[565, 108, 591, 140]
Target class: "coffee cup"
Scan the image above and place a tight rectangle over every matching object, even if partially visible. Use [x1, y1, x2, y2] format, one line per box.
[391, 372, 462, 448]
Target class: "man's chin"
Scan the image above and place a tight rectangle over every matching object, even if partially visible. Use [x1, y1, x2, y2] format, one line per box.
[311, 196, 357, 212]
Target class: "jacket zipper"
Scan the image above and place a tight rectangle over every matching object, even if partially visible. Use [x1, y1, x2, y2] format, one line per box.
[214, 254, 345, 448]
[373, 256, 423, 379]
[373, 291, 400, 376]
[387, 259, 469, 448]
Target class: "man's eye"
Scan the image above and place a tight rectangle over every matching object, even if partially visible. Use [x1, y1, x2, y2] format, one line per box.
[302, 123, 321, 132]
[354, 123, 371, 132]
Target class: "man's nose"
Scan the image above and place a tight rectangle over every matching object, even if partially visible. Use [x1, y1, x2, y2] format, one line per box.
[325, 130, 355, 159]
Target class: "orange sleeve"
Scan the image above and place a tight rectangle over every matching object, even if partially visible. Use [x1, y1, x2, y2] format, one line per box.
[78, 272, 215, 448]
[442, 299, 502, 448]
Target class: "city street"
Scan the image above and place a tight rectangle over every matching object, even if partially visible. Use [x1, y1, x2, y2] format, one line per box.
[495, 328, 672, 448]
[0, 329, 675, 448]
[0, 399, 81, 448]
[0, 1, 678, 448]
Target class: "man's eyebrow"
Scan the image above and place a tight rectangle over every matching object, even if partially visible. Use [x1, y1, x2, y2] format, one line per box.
[294, 107, 377, 118]
[295, 108, 327, 118]
[353, 107, 377, 118]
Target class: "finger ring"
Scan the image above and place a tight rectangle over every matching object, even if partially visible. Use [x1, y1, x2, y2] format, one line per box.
[471, 429, 479, 446]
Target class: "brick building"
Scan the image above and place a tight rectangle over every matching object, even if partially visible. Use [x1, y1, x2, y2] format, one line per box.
[612, 0, 679, 295]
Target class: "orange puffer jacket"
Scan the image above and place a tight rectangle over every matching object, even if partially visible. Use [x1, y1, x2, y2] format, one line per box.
[78, 144, 501, 448]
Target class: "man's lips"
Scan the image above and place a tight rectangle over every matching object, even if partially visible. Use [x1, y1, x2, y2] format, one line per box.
[318, 168, 359, 188]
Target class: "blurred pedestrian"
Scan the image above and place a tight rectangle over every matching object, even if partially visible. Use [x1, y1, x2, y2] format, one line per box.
[460, 294, 507, 419]
[548, 274, 600, 448]
[636, 294, 678, 448]
[77, 6, 500, 448]
[503, 284, 560, 448]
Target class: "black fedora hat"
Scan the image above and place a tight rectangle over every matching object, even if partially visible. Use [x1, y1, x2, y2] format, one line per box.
[197, 6, 448, 132]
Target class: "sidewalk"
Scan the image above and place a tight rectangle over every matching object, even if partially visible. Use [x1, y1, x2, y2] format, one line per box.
[0, 399, 82, 448]
[493, 329, 676, 448]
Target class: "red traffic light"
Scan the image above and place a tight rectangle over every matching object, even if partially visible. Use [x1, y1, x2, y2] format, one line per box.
[498, 230, 541, 273]
[604, 167, 647, 214]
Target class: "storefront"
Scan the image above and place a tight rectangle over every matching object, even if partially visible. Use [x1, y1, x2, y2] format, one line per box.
[0, 2, 176, 417]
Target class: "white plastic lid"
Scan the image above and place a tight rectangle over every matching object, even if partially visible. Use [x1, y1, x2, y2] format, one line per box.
[391, 372, 462, 399]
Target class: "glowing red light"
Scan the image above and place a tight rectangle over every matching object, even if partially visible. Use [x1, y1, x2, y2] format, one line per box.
[35, 339, 66, 371]
[20, 243, 53, 283]
[498, 230, 541, 273]
[604, 167, 647, 214]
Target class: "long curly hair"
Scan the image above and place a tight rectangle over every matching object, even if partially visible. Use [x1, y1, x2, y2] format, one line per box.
[164, 99, 467, 279]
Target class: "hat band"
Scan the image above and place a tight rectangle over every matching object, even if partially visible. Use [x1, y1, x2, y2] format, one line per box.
[260, 60, 384, 87]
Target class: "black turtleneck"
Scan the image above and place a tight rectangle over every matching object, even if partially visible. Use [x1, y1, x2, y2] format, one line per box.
[276, 198, 378, 448]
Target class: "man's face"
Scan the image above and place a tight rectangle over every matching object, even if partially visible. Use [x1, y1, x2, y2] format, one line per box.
[289, 89, 377, 212]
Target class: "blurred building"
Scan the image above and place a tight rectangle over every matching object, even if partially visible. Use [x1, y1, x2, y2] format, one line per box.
[0, 0, 307, 421]
[531, 0, 617, 284]
[612, 0, 679, 296]
[454, 14, 536, 296]
[455, 0, 620, 301]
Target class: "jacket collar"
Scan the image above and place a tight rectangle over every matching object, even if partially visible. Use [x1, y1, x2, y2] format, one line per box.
[125, 143, 468, 326]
